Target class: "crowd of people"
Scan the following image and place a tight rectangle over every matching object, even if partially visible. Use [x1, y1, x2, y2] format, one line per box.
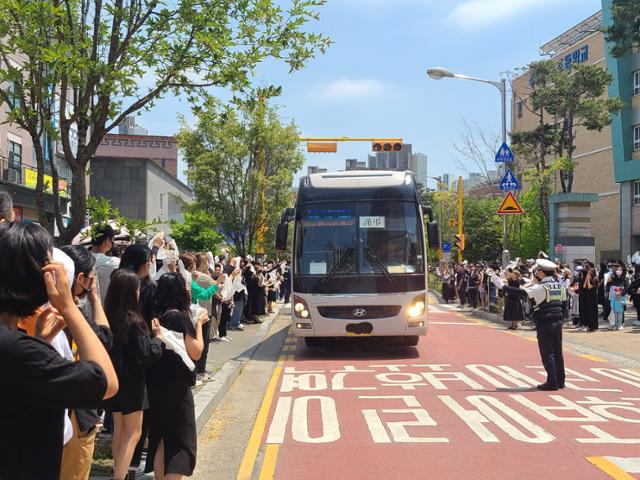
[0, 186, 291, 480]
[435, 254, 640, 331]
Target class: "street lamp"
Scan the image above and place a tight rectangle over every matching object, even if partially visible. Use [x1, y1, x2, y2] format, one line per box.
[426, 67, 509, 262]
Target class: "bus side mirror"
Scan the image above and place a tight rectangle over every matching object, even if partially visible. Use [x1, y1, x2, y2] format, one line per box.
[275, 222, 289, 251]
[280, 207, 295, 223]
[423, 206, 434, 223]
[427, 221, 440, 249]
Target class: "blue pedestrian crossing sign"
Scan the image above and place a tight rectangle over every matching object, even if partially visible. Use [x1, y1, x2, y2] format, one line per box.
[495, 142, 515, 163]
[442, 242, 452, 252]
[499, 169, 520, 191]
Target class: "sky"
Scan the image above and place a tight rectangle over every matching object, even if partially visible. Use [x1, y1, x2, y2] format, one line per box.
[136, 0, 604, 190]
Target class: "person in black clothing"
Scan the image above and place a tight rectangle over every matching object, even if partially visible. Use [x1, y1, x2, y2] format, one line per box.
[59, 245, 114, 480]
[104, 269, 164, 480]
[627, 265, 640, 327]
[119, 243, 161, 476]
[579, 265, 599, 331]
[0, 222, 118, 480]
[502, 268, 524, 330]
[147, 273, 205, 479]
[281, 261, 291, 304]
[467, 265, 481, 309]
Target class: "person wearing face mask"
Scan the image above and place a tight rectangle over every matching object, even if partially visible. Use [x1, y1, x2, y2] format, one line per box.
[609, 266, 629, 330]
[90, 224, 120, 304]
[495, 258, 567, 391]
[58, 245, 114, 480]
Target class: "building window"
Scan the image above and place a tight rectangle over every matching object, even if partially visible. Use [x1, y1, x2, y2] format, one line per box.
[635, 125, 640, 150]
[517, 101, 524, 119]
[8, 140, 21, 168]
[635, 71, 640, 96]
[634, 181, 640, 206]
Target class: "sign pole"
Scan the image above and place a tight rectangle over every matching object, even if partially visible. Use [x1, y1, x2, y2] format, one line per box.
[500, 79, 509, 266]
[457, 176, 463, 264]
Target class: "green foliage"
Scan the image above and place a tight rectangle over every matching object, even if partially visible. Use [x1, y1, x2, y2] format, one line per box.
[85, 196, 158, 243]
[604, 0, 640, 58]
[524, 59, 623, 193]
[507, 186, 548, 260]
[0, 0, 331, 243]
[461, 196, 503, 262]
[169, 206, 225, 254]
[179, 92, 304, 257]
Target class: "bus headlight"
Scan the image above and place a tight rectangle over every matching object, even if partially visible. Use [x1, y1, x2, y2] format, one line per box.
[293, 295, 311, 319]
[408, 294, 426, 318]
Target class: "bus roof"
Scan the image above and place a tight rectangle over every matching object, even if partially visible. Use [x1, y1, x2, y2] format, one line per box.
[297, 170, 419, 203]
[304, 170, 414, 189]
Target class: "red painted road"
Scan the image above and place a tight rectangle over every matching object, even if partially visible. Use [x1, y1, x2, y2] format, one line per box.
[260, 306, 640, 480]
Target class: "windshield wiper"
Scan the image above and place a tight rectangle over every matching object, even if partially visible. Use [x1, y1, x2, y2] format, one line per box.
[323, 247, 355, 284]
[364, 246, 395, 282]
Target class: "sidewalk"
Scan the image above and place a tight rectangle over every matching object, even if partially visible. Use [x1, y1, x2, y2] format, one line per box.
[429, 289, 640, 369]
[90, 302, 288, 480]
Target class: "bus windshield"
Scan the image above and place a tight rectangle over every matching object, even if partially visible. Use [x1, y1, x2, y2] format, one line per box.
[294, 201, 424, 277]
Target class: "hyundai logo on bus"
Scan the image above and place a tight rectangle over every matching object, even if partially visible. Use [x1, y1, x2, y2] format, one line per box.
[352, 309, 367, 318]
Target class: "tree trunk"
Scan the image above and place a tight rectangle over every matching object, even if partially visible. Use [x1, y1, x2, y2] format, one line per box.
[59, 161, 88, 245]
[33, 140, 51, 232]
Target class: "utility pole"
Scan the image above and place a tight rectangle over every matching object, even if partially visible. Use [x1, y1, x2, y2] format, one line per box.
[255, 90, 267, 256]
[457, 176, 463, 264]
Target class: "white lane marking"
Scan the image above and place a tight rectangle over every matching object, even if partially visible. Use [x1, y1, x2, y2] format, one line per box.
[606, 457, 640, 473]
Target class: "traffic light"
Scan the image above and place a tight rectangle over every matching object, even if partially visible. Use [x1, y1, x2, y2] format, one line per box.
[372, 140, 402, 152]
[454, 233, 465, 251]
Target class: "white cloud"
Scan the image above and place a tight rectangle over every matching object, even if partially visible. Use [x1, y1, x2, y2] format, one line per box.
[447, 0, 556, 29]
[312, 78, 388, 101]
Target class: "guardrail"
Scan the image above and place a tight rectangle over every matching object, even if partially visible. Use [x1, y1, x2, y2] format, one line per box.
[429, 271, 504, 315]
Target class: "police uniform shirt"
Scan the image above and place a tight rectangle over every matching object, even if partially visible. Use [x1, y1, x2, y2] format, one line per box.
[521, 276, 565, 306]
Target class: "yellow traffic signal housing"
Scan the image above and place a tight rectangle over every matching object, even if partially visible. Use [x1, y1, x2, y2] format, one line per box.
[307, 142, 337, 153]
[372, 140, 402, 152]
[454, 233, 465, 251]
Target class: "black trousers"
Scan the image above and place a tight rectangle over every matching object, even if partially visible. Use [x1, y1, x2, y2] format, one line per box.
[220, 302, 231, 338]
[536, 319, 565, 388]
[602, 300, 611, 320]
[196, 319, 211, 374]
[467, 288, 478, 308]
[281, 280, 291, 303]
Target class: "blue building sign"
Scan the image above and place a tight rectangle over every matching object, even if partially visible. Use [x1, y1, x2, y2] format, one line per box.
[557, 45, 589, 71]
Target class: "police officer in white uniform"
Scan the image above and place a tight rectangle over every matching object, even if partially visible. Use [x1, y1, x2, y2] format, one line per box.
[501, 258, 567, 391]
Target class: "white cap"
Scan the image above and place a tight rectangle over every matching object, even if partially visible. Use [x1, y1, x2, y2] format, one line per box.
[535, 258, 557, 272]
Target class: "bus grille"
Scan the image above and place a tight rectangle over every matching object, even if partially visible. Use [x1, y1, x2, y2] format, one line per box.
[317, 306, 401, 319]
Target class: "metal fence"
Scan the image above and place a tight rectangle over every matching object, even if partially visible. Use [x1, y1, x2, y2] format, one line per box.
[429, 271, 504, 315]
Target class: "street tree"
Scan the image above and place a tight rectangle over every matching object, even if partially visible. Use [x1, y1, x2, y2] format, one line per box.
[527, 60, 622, 193]
[0, 0, 330, 243]
[604, 0, 640, 57]
[178, 92, 304, 257]
[170, 205, 225, 255]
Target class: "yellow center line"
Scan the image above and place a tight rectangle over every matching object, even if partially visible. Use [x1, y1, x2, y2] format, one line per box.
[236, 362, 284, 480]
[258, 444, 280, 480]
[586, 456, 637, 480]
[578, 353, 608, 363]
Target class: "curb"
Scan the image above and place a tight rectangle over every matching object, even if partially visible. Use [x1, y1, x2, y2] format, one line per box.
[193, 303, 285, 434]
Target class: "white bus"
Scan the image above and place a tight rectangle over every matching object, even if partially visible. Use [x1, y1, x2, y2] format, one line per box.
[275, 170, 439, 347]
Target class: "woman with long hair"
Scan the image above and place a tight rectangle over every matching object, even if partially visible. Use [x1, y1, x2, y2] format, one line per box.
[146, 272, 205, 480]
[104, 269, 163, 480]
[578, 265, 599, 332]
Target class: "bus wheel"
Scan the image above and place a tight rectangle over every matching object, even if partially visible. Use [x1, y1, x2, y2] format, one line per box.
[403, 336, 419, 347]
